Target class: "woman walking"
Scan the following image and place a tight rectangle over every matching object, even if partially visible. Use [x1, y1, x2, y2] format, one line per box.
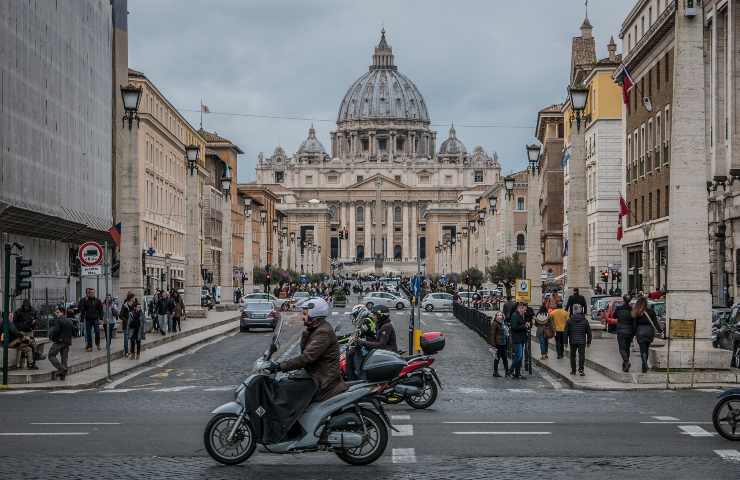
[128, 299, 144, 360]
[119, 293, 135, 358]
[490, 311, 509, 377]
[533, 305, 553, 360]
[633, 296, 663, 373]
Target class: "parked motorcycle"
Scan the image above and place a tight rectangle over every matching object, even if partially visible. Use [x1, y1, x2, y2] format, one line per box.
[713, 388, 740, 441]
[204, 317, 398, 466]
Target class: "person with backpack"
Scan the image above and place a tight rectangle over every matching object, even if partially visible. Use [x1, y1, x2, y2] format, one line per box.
[565, 304, 592, 376]
[533, 305, 554, 360]
[490, 311, 509, 377]
[171, 292, 184, 333]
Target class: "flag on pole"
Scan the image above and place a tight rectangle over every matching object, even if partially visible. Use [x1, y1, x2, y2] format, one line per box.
[108, 222, 122, 247]
[617, 195, 630, 241]
[200, 103, 210, 113]
[613, 64, 635, 105]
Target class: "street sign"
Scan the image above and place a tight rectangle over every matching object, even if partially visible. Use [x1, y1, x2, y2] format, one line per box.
[411, 275, 422, 297]
[81, 265, 102, 276]
[79, 241, 103, 267]
[515, 278, 531, 303]
[669, 319, 696, 339]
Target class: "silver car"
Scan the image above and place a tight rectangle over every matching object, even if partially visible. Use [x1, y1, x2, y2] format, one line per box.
[361, 291, 411, 310]
[242, 293, 289, 311]
[422, 292, 454, 311]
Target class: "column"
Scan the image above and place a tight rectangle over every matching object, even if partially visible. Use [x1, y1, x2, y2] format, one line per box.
[369, 131, 375, 157]
[118, 118, 144, 300]
[410, 132, 416, 157]
[410, 202, 417, 261]
[390, 131, 396, 160]
[711, 8, 728, 177]
[259, 220, 267, 268]
[243, 215, 254, 294]
[364, 202, 372, 260]
[220, 196, 234, 303]
[184, 166, 204, 316]
[386, 203, 393, 259]
[402, 202, 410, 261]
[348, 202, 355, 261]
[526, 172, 543, 306]
[662, 2, 726, 368]
[566, 123, 590, 306]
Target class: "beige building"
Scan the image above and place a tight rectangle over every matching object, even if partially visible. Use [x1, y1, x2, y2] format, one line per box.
[254, 30, 501, 275]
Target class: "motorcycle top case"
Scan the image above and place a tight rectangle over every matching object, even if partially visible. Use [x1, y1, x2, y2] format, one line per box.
[362, 349, 407, 382]
[420, 331, 445, 355]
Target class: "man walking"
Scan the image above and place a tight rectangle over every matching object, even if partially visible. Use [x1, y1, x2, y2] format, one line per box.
[79, 288, 103, 352]
[565, 304, 592, 376]
[549, 304, 569, 359]
[48, 307, 74, 380]
[565, 287, 587, 316]
[615, 295, 635, 372]
[156, 291, 170, 335]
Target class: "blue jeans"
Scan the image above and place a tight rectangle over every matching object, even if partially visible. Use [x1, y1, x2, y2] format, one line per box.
[538, 333, 549, 355]
[84, 320, 100, 349]
[511, 343, 525, 372]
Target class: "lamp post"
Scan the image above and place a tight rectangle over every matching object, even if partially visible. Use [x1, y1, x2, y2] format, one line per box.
[525, 142, 544, 306]
[219, 165, 234, 303]
[118, 84, 144, 301]
[242, 197, 253, 294]
[183, 143, 205, 316]
[566, 82, 591, 307]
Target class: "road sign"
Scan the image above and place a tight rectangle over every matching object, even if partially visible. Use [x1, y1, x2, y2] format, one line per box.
[669, 319, 696, 339]
[81, 266, 102, 276]
[515, 278, 531, 303]
[411, 275, 422, 297]
[79, 241, 103, 267]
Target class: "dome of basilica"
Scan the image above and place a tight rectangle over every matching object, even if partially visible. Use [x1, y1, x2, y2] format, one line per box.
[438, 124, 467, 156]
[297, 125, 327, 156]
[337, 30, 430, 125]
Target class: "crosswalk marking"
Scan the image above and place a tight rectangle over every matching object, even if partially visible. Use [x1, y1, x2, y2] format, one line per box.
[715, 449, 740, 461]
[392, 424, 413, 437]
[391, 415, 411, 421]
[49, 389, 93, 394]
[453, 431, 551, 435]
[444, 421, 555, 424]
[0, 390, 39, 395]
[392, 448, 417, 463]
[152, 386, 198, 393]
[507, 388, 535, 394]
[203, 386, 237, 392]
[653, 416, 679, 421]
[458, 387, 487, 394]
[678, 425, 716, 437]
[99, 388, 149, 393]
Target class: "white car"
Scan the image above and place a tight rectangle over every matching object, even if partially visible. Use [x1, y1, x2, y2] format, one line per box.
[242, 293, 288, 311]
[422, 292, 454, 311]
[361, 291, 411, 310]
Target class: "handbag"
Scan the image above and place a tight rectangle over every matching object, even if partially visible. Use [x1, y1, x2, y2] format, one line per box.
[544, 324, 555, 339]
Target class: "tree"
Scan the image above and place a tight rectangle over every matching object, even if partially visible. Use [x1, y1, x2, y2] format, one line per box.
[462, 267, 484, 289]
[486, 253, 524, 299]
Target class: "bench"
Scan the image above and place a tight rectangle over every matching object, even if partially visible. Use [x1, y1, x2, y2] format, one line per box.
[0, 337, 51, 369]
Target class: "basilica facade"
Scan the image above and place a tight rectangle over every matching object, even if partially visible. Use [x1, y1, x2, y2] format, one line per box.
[253, 30, 501, 274]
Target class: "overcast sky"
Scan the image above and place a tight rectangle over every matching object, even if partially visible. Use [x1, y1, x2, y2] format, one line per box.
[127, 0, 635, 182]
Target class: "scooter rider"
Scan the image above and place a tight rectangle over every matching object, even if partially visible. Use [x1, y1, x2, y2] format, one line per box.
[360, 305, 398, 353]
[266, 298, 347, 402]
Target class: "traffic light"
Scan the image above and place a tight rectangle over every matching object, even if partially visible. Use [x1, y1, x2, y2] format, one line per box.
[600, 270, 609, 283]
[160, 272, 166, 282]
[15, 256, 32, 293]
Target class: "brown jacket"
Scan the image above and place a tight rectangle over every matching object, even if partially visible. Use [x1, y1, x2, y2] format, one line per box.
[280, 319, 347, 401]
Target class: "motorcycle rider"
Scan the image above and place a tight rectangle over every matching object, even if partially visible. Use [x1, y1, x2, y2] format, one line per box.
[359, 305, 398, 353]
[267, 298, 347, 401]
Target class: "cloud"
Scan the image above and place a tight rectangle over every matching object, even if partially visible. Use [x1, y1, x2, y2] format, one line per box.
[127, 0, 635, 181]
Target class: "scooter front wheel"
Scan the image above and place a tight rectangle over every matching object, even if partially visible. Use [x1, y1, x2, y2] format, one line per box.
[204, 413, 256, 465]
[406, 377, 438, 409]
[334, 408, 389, 465]
[713, 395, 740, 441]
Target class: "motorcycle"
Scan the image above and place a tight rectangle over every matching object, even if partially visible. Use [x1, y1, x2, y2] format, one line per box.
[713, 388, 740, 441]
[204, 317, 397, 466]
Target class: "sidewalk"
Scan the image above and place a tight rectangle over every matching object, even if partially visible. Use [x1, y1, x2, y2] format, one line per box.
[1, 310, 239, 387]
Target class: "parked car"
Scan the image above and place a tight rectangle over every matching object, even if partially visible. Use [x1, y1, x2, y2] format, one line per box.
[240, 301, 279, 332]
[242, 292, 289, 311]
[648, 300, 666, 333]
[601, 297, 625, 333]
[361, 291, 411, 310]
[422, 292, 454, 311]
[592, 296, 620, 326]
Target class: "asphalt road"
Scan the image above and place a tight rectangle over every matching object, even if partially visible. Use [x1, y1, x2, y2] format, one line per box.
[1, 301, 739, 479]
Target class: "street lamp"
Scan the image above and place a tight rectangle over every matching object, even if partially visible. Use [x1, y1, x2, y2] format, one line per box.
[527, 143, 542, 175]
[259, 209, 267, 225]
[220, 165, 232, 196]
[504, 176, 515, 199]
[120, 84, 142, 129]
[568, 83, 589, 131]
[290, 231, 295, 243]
[243, 197, 252, 218]
[489, 196, 497, 214]
[185, 144, 200, 176]
[272, 219, 278, 233]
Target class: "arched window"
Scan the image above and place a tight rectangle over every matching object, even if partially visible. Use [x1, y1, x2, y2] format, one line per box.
[394, 206, 402, 222]
[356, 206, 364, 223]
[516, 233, 526, 251]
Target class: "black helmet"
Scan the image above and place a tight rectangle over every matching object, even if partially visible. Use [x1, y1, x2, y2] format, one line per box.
[372, 304, 390, 321]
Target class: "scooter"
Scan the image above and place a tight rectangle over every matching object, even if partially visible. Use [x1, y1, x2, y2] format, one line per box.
[204, 317, 396, 466]
[713, 388, 740, 441]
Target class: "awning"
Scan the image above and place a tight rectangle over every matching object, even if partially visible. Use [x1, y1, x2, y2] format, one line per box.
[0, 202, 113, 245]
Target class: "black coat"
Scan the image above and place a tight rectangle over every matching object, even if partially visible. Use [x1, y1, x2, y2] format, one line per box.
[363, 318, 398, 353]
[79, 297, 103, 322]
[636, 308, 661, 343]
[565, 294, 588, 315]
[614, 303, 635, 335]
[49, 316, 74, 346]
[510, 311, 528, 344]
[13, 305, 36, 332]
[503, 301, 517, 321]
[565, 313, 592, 346]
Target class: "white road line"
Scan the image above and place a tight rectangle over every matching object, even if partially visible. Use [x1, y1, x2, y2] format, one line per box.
[652, 416, 679, 421]
[49, 389, 93, 394]
[640, 421, 712, 424]
[392, 424, 414, 437]
[203, 386, 237, 392]
[0, 390, 39, 395]
[507, 388, 535, 393]
[537, 368, 564, 390]
[152, 386, 198, 393]
[457, 387, 487, 394]
[444, 421, 555, 424]
[0, 432, 89, 436]
[331, 312, 338, 315]
[714, 449, 740, 461]
[679, 425, 716, 437]
[392, 448, 417, 463]
[391, 415, 411, 421]
[453, 431, 551, 435]
[697, 389, 722, 393]
[99, 388, 149, 393]
[30, 422, 120, 426]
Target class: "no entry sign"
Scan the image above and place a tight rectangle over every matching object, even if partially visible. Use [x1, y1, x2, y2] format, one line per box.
[79, 241, 104, 267]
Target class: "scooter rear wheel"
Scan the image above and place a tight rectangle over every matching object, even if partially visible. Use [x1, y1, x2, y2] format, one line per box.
[334, 408, 389, 465]
[204, 413, 256, 465]
[713, 395, 740, 441]
[406, 377, 438, 409]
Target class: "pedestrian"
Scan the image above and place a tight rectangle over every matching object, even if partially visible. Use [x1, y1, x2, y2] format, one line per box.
[156, 291, 169, 335]
[48, 306, 74, 380]
[7, 321, 37, 369]
[565, 304, 592, 376]
[102, 294, 118, 349]
[13, 299, 37, 338]
[633, 296, 663, 373]
[565, 287, 587, 316]
[166, 291, 176, 333]
[149, 292, 159, 332]
[502, 296, 517, 321]
[534, 305, 553, 360]
[172, 291, 184, 333]
[128, 299, 144, 360]
[79, 288, 103, 352]
[509, 303, 529, 379]
[119, 293, 134, 358]
[549, 304, 569, 359]
[490, 311, 509, 377]
[615, 295, 635, 372]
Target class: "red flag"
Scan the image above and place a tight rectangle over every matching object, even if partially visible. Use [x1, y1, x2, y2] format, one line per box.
[617, 217, 624, 241]
[614, 64, 635, 105]
[617, 195, 630, 241]
[108, 222, 121, 247]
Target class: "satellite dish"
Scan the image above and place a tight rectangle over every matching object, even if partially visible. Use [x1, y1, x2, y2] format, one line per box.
[642, 96, 653, 112]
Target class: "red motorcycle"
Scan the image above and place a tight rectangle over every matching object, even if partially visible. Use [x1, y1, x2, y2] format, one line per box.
[340, 331, 445, 409]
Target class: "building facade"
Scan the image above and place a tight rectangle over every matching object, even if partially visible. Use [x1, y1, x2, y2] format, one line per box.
[254, 30, 501, 275]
